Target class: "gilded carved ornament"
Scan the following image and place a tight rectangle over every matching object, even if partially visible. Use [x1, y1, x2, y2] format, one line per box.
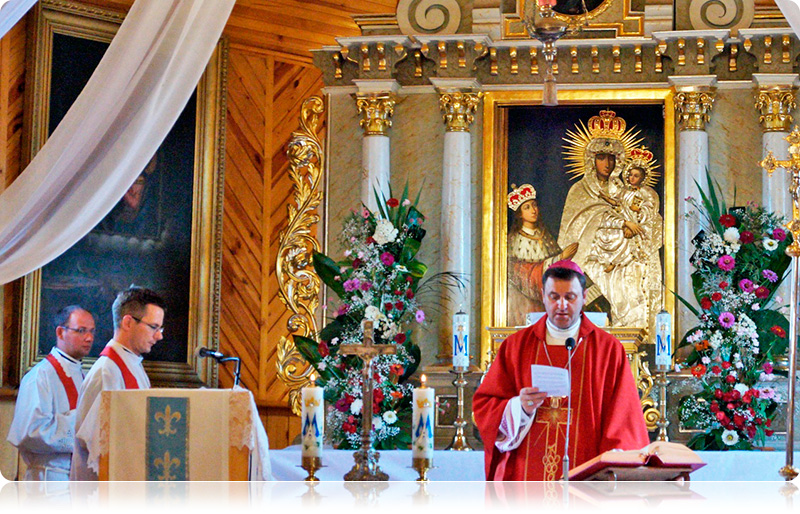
[438, 92, 482, 132]
[674, 90, 716, 131]
[755, 88, 797, 133]
[356, 94, 396, 136]
[276, 97, 325, 415]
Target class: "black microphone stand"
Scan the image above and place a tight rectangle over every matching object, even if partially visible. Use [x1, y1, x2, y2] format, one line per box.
[219, 356, 242, 387]
[563, 337, 576, 483]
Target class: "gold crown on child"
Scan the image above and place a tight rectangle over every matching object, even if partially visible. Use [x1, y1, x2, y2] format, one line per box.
[507, 183, 537, 211]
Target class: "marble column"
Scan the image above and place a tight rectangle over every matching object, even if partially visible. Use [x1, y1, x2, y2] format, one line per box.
[435, 88, 482, 365]
[354, 80, 399, 212]
[670, 76, 717, 337]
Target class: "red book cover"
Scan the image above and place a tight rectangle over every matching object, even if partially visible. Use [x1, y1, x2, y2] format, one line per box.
[569, 442, 706, 481]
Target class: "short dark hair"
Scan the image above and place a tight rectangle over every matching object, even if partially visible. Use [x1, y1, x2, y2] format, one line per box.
[112, 286, 167, 328]
[54, 305, 90, 329]
[542, 266, 586, 291]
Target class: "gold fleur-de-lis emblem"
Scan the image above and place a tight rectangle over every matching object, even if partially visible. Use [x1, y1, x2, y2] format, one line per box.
[154, 451, 180, 481]
[416, 398, 432, 408]
[155, 405, 181, 436]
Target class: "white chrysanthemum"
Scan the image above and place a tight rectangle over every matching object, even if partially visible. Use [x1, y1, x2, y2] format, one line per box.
[350, 399, 363, 415]
[383, 410, 398, 424]
[373, 219, 398, 245]
[722, 429, 739, 446]
[764, 238, 778, 251]
[709, 331, 723, 349]
[734, 383, 749, 396]
[373, 416, 384, 430]
[365, 305, 382, 321]
[723, 227, 740, 243]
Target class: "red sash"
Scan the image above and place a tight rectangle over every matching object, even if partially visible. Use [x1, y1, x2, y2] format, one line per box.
[44, 354, 79, 409]
[99, 346, 140, 389]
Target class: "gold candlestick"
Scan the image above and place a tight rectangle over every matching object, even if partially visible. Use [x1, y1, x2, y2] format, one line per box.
[301, 456, 322, 482]
[761, 129, 800, 481]
[445, 368, 474, 451]
[412, 457, 433, 482]
[656, 370, 670, 441]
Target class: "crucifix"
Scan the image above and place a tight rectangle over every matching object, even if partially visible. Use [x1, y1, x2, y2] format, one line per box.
[339, 319, 397, 481]
[761, 128, 800, 481]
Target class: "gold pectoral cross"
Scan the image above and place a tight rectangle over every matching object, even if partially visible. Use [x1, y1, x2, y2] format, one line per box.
[534, 397, 571, 481]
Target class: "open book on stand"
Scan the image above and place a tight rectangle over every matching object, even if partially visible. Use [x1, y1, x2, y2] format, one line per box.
[568, 442, 706, 481]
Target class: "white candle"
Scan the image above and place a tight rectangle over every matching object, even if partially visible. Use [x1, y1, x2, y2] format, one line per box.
[301, 374, 324, 458]
[412, 374, 435, 459]
[655, 309, 672, 371]
[452, 311, 469, 369]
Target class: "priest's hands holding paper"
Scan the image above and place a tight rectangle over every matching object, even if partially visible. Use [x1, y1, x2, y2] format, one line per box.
[520, 387, 548, 416]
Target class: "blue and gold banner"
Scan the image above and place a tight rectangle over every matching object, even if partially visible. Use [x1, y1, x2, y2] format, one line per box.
[146, 397, 189, 481]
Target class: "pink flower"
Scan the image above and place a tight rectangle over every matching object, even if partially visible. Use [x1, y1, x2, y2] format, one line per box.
[763, 362, 774, 374]
[362, 208, 370, 218]
[755, 286, 770, 299]
[343, 278, 360, 292]
[360, 280, 372, 291]
[380, 252, 395, 266]
[738, 279, 754, 293]
[762, 269, 778, 283]
[772, 227, 787, 241]
[415, 309, 425, 323]
[337, 304, 350, 316]
[717, 255, 735, 271]
[718, 312, 736, 328]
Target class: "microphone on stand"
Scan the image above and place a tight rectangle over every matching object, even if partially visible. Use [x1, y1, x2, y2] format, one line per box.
[198, 347, 226, 361]
[198, 347, 242, 387]
[562, 336, 576, 483]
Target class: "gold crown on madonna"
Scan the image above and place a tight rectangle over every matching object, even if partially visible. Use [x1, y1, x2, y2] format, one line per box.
[416, 398, 432, 408]
[587, 110, 626, 139]
[507, 183, 537, 211]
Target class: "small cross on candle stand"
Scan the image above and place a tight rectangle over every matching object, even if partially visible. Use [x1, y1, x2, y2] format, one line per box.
[339, 319, 396, 481]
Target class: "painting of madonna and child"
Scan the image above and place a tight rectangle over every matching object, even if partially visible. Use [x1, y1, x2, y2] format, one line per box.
[505, 105, 666, 332]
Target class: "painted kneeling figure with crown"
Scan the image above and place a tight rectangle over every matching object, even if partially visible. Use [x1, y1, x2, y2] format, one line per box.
[473, 261, 648, 481]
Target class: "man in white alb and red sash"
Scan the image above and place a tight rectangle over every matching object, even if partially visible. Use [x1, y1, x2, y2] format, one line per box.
[70, 286, 166, 480]
[7, 306, 95, 481]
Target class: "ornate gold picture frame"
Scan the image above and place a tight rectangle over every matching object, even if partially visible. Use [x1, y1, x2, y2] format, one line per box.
[19, 0, 227, 387]
[480, 89, 676, 367]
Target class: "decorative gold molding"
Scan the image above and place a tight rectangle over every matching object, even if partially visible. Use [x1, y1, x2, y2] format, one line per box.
[356, 93, 395, 136]
[755, 87, 797, 133]
[439, 92, 482, 132]
[276, 96, 325, 416]
[674, 89, 716, 131]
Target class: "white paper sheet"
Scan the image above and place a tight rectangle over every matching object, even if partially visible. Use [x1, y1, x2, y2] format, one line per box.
[530, 364, 570, 397]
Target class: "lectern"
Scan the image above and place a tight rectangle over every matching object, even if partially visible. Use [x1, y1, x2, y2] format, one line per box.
[95, 388, 270, 481]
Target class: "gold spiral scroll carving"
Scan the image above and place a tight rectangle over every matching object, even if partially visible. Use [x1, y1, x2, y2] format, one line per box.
[276, 96, 325, 416]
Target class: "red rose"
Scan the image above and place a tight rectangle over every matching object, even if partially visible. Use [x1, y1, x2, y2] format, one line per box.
[711, 365, 722, 375]
[766, 429, 775, 436]
[373, 388, 385, 403]
[365, 237, 376, 245]
[726, 375, 736, 383]
[700, 297, 712, 310]
[406, 276, 413, 283]
[734, 414, 745, 428]
[319, 340, 330, 357]
[394, 333, 406, 344]
[393, 290, 402, 295]
[722, 361, 732, 369]
[714, 388, 723, 399]
[716, 412, 726, 421]
[755, 286, 770, 299]
[770, 325, 786, 338]
[352, 258, 363, 269]
[395, 301, 405, 310]
[387, 198, 399, 208]
[719, 281, 728, 289]
[711, 292, 722, 302]
[740, 231, 755, 244]
[405, 289, 414, 299]
[719, 214, 737, 227]
[385, 302, 394, 311]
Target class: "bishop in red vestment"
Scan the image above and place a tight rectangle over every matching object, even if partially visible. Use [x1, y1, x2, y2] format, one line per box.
[473, 261, 649, 481]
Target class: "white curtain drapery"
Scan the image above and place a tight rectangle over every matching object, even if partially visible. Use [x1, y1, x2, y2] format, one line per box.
[0, 0, 234, 284]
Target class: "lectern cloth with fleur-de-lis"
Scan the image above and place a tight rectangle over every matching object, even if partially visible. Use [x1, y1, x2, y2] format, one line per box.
[96, 388, 272, 480]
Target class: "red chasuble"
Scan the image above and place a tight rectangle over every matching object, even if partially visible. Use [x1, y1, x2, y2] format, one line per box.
[473, 315, 649, 481]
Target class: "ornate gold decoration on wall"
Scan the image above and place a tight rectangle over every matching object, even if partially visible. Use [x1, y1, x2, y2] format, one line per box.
[439, 92, 482, 132]
[503, 0, 644, 39]
[755, 87, 797, 133]
[276, 96, 325, 416]
[356, 93, 395, 136]
[674, 89, 716, 131]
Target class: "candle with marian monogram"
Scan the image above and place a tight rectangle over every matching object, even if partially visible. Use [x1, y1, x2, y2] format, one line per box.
[412, 374, 435, 459]
[452, 311, 469, 369]
[301, 374, 324, 458]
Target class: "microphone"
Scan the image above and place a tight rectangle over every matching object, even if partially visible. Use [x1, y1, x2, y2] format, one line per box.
[198, 347, 226, 361]
[562, 336, 576, 482]
[565, 337, 576, 351]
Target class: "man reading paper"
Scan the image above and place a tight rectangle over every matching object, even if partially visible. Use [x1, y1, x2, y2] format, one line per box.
[473, 261, 648, 481]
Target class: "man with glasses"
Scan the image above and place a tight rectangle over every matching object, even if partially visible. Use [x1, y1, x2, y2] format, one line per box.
[70, 286, 166, 480]
[7, 305, 95, 481]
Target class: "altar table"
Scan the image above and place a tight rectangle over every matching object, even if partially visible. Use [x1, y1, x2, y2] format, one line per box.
[272, 447, 800, 481]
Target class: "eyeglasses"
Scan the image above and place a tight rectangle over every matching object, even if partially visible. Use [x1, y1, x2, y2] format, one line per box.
[61, 326, 96, 336]
[130, 316, 165, 335]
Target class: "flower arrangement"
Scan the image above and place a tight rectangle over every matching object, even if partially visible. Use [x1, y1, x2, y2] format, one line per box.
[294, 186, 460, 450]
[677, 173, 792, 450]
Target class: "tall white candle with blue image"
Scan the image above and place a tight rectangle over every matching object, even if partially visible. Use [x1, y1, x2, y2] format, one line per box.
[655, 309, 672, 371]
[301, 374, 324, 458]
[412, 375, 435, 459]
[452, 310, 469, 369]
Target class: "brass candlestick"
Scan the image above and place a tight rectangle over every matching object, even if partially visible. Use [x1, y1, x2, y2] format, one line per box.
[761, 129, 800, 481]
[301, 456, 322, 482]
[445, 367, 474, 451]
[412, 457, 433, 482]
[656, 370, 670, 441]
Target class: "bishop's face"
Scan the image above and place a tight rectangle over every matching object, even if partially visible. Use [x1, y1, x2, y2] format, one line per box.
[543, 276, 586, 329]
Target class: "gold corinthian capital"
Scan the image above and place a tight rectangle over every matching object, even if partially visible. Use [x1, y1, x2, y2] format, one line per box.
[674, 89, 716, 131]
[755, 87, 797, 133]
[439, 92, 483, 132]
[356, 93, 395, 136]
